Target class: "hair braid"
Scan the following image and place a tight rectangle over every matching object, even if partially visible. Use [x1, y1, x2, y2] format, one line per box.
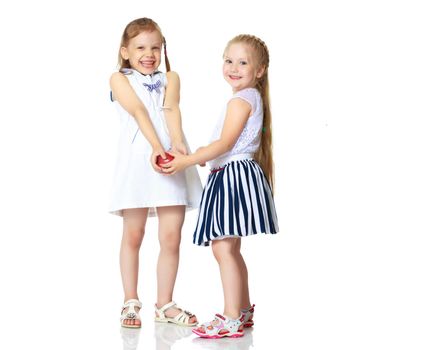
[225, 34, 274, 190]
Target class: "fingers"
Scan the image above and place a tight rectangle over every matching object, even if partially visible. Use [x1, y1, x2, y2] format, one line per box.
[161, 162, 173, 172]
[155, 160, 174, 175]
[152, 162, 162, 172]
[151, 154, 162, 172]
[159, 167, 173, 175]
[161, 165, 175, 175]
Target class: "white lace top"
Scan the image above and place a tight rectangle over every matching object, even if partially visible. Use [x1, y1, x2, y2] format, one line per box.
[209, 88, 263, 166]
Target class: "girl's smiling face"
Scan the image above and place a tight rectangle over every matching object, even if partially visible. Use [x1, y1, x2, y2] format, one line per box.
[223, 43, 265, 92]
[121, 30, 162, 75]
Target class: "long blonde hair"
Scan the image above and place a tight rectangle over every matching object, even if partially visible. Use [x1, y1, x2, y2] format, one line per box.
[118, 17, 170, 72]
[225, 34, 274, 189]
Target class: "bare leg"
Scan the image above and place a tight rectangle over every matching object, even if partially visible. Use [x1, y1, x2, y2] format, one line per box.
[155, 205, 197, 324]
[212, 238, 244, 319]
[120, 208, 148, 327]
[234, 239, 251, 309]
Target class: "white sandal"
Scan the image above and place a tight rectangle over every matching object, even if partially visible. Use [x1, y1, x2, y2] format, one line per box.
[154, 301, 198, 327]
[120, 299, 142, 328]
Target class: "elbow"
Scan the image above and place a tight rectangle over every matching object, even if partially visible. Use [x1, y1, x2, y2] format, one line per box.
[225, 144, 234, 153]
[164, 103, 179, 113]
[131, 106, 146, 119]
[222, 141, 235, 153]
[215, 138, 236, 154]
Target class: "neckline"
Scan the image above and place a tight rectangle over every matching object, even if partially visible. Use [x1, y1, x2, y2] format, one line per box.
[233, 87, 258, 95]
[121, 68, 161, 77]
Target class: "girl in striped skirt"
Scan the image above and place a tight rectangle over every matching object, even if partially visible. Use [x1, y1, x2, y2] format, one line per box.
[162, 34, 279, 338]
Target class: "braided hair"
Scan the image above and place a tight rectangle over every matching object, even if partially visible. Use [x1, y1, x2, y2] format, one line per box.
[225, 34, 274, 190]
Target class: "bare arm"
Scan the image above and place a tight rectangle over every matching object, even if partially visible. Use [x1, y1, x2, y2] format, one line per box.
[162, 98, 252, 174]
[163, 71, 186, 153]
[110, 72, 165, 171]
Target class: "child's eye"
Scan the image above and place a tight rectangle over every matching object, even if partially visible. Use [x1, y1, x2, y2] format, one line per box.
[240, 61, 247, 65]
[137, 46, 144, 50]
[225, 59, 232, 64]
[152, 47, 160, 50]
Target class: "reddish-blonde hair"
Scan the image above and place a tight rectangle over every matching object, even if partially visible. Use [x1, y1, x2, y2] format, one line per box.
[225, 34, 274, 190]
[118, 17, 170, 72]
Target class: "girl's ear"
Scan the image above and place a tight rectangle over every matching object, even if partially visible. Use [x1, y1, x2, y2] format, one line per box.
[256, 65, 266, 79]
[120, 47, 129, 60]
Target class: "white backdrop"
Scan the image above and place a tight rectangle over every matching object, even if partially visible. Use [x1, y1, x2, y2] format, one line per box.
[0, 0, 437, 349]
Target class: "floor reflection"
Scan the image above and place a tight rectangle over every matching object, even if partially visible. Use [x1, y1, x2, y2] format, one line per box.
[120, 327, 141, 350]
[120, 323, 253, 350]
[192, 328, 254, 350]
[154, 323, 193, 350]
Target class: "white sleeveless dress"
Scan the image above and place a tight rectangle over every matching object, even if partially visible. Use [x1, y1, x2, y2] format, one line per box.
[109, 69, 202, 217]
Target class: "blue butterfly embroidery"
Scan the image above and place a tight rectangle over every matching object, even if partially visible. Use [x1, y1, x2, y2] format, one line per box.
[143, 80, 162, 93]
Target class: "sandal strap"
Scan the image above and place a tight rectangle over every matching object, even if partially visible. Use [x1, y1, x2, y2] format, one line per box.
[123, 299, 142, 309]
[155, 301, 196, 324]
[174, 310, 195, 324]
[121, 299, 142, 321]
[241, 304, 255, 323]
[174, 311, 188, 324]
[199, 313, 243, 336]
[155, 301, 177, 319]
[241, 304, 255, 313]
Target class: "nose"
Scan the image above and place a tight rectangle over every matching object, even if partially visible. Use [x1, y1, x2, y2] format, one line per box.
[143, 47, 153, 57]
[230, 62, 239, 72]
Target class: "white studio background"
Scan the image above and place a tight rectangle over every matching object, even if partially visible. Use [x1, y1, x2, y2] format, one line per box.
[0, 0, 437, 349]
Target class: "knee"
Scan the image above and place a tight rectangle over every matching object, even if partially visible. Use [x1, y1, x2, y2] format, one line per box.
[159, 231, 181, 253]
[123, 227, 145, 250]
[212, 241, 236, 263]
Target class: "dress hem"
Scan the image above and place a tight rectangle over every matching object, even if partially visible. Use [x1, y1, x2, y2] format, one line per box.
[195, 230, 279, 247]
[109, 201, 198, 217]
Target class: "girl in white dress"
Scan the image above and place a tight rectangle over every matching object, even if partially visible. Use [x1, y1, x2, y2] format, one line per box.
[109, 17, 202, 328]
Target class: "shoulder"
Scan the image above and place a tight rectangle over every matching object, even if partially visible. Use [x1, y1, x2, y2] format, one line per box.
[226, 96, 252, 116]
[166, 71, 180, 84]
[109, 71, 135, 102]
[230, 88, 260, 113]
[165, 71, 180, 92]
[110, 71, 130, 88]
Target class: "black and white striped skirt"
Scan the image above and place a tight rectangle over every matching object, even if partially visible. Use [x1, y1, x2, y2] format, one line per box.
[193, 156, 279, 246]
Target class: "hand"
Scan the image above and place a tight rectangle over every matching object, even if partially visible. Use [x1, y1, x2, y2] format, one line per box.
[150, 147, 167, 173]
[161, 152, 191, 175]
[171, 141, 188, 155]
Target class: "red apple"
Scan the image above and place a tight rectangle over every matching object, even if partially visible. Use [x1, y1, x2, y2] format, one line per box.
[156, 152, 175, 166]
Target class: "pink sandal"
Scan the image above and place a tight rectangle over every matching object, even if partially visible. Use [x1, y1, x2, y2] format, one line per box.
[192, 313, 244, 339]
[241, 304, 255, 328]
